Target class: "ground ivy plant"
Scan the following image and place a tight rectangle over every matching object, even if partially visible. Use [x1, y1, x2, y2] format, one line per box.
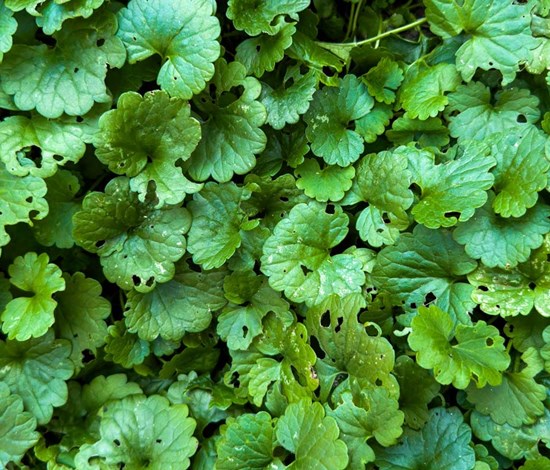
[0, 0, 549, 468]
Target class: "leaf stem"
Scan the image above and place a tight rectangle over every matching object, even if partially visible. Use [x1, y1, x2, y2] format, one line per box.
[318, 17, 428, 49]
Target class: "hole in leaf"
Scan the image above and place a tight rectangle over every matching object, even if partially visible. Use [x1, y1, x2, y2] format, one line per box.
[375, 378, 383, 386]
[280, 196, 289, 202]
[300, 264, 312, 276]
[283, 453, 296, 465]
[382, 212, 391, 224]
[145, 277, 154, 287]
[95, 240, 106, 249]
[325, 204, 335, 214]
[334, 316, 343, 333]
[155, 439, 162, 444]
[444, 211, 460, 219]
[486, 337, 494, 347]
[241, 325, 249, 337]
[113, 439, 121, 447]
[517, 114, 527, 123]
[73, 67, 79, 73]
[320, 310, 330, 327]
[132, 275, 141, 286]
[478, 285, 488, 292]
[528, 282, 536, 289]
[229, 372, 240, 387]
[424, 292, 436, 304]
[322, 66, 335, 77]
[96, 38, 105, 47]
[53, 154, 63, 162]
[310, 335, 325, 359]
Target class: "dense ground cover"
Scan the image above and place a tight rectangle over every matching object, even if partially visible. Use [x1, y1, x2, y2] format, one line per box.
[0, 0, 550, 468]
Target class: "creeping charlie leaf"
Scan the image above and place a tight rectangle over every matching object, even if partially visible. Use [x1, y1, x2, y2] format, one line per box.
[261, 201, 366, 306]
[2, 252, 65, 341]
[305, 74, 374, 166]
[0, 9, 125, 118]
[117, 0, 221, 99]
[75, 395, 198, 469]
[94, 90, 202, 206]
[73, 177, 190, 292]
[408, 305, 510, 389]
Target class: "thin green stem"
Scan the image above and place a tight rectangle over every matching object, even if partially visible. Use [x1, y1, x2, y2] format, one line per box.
[318, 17, 428, 49]
[344, 2, 357, 41]
[350, 0, 365, 39]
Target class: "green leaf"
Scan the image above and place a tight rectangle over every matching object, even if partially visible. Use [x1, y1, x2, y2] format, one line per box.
[520, 458, 550, 470]
[363, 57, 404, 105]
[216, 412, 276, 469]
[295, 158, 355, 202]
[375, 407, 475, 470]
[104, 320, 150, 368]
[454, 193, 550, 269]
[328, 388, 404, 468]
[94, 90, 202, 206]
[371, 224, 477, 325]
[471, 408, 550, 461]
[73, 177, 191, 292]
[260, 66, 316, 130]
[236, 18, 295, 78]
[355, 102, 393, 143]
[408, 305, 510, 389]
[466, 371, 546, 427]
[469, 235, 550, 317]
[53, 272, 111, 369]
[0, 162, 48, 253]
[275, 399, 349, 470]
[425, 0, 540, 84]
[218, 272, 289, 350]
[386, 116, 450, 148]
[305, 75, 374, 166]
[490, 127, 549, 218]
[446, 82, 540, 142]
[32, 170, 81, 248]
[261, 201, 365, 306]
[0, 330, 74, 424]
[0, 115, 87, 178]
[0, 9, 125, 118]
[408, 141, 495, 228]
[394, 355, 440, 430]
[227, 0, 310, 36]
[306, 307, 398, 397]
[125, 258, 227, 341]
[0, 1, 17, 62]
[81, 374, 143, 414]
[117, 0, 220, 99]
[187, 182, 255, 270]
[1, 252, 65, 341]
[35, 0, 105, 35]
[400, 62, 461, 120]
[187, 60, 267, 182]
[350, 146, 413, 246]
[75, 395, 198, 469]
[0, 383, 39, 468]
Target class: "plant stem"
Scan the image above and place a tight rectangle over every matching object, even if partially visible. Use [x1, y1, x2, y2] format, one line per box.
[350, 0, 365, 39]
[344, 2, 356, 41]
[318, 17, 428, 49]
